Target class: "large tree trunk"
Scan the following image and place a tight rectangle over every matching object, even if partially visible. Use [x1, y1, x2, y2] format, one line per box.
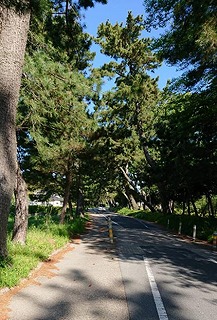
[125, 185, 139, 210]
[122, 188, 139, 210]
[128, 193, 139, 210]
[0, 5, 30, 257]
[12, 163, 29, 244]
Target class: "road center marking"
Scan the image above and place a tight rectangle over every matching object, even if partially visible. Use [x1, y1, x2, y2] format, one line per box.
[144, 258, 169, 320]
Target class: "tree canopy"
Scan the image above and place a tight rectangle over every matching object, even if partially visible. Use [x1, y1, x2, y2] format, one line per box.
[144, 0, 217, 90]
[1, 0, 217, 258]
[142, 0, 217, 215]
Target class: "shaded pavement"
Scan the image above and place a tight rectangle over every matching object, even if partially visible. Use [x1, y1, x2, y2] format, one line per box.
[1, 213, 129, 320]
[1, 212, 217, 320]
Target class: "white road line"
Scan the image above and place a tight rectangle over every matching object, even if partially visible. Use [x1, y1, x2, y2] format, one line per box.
[144, 258, 169, 320]
[137, 219, 149, 229]
[208, 258, 217, 264]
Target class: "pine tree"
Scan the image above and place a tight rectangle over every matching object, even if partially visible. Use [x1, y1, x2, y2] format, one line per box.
[12, 0, 108, 243]
[144, 0, 217, 90]
[95, 12, 172, 212]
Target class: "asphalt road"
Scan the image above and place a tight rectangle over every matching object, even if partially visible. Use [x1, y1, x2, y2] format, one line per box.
[107, 212, 217, 320]
[3, 211, 217, 320]
[6, 212, 128, 320]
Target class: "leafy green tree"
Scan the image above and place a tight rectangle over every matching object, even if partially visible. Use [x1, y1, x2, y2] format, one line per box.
[143, 0, 217, 215]
[0, 0, 108, 256]
[17, 0, 108, 220]
[153, 88, 217, 215]
[95, 12, 173, 212]
[143, 0, 217, 90]
[89, 123, 140, 209]
[18, 49, 96, 221]
[91, 114, 157, 210]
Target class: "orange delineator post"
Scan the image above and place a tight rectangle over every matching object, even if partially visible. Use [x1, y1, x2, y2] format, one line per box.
[213, 232, 217, 250]
[108, 216, 114, 243]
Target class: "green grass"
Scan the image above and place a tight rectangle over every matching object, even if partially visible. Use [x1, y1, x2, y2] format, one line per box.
[0, 211, 88, 288]
[116, 207, 217, 242]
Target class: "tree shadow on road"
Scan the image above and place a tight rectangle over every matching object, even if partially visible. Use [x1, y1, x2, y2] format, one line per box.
[6, 213, 217, 320]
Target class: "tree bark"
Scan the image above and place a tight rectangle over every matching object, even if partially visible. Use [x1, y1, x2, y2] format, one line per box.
[206, 192, 214, 217]
[191, 197, 198, 217]
[122, 191, 130, 207]
[120, 165, 155, 212]
[125, 185, 139, 210]
[182, 192, 186, 216]
[76, 174, 84, 216]
[60, 170, 72, 224]
[12, 163, 28, 244]
[0, 5, 30, 257]
[122, 188, 138, 210]
[76, 187, 84, 216]
[187, 199, 191, 215]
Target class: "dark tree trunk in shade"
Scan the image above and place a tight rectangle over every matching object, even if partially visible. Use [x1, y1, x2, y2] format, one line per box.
[60, 170, 72, 224]
[76, 174, 84, 216]
[12, 164, 29, 244]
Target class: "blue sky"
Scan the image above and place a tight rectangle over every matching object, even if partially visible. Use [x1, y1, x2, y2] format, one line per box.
[81, 0, 182, 90]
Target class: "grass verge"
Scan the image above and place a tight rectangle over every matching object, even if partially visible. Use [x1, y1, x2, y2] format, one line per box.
[116, 207, 217, 243]
[0, 213, 88, 289]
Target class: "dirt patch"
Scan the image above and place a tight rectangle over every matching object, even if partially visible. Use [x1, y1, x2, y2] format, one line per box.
[0, 243, 75, 320]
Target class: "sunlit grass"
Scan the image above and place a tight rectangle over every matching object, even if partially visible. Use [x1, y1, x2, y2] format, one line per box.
[0, 213, 88, 288]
